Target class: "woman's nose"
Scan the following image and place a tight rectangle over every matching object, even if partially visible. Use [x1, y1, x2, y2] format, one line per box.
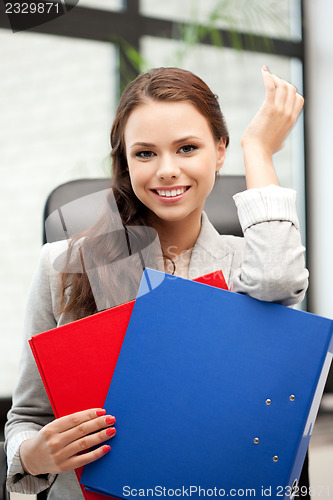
[156, 155, 181, 180]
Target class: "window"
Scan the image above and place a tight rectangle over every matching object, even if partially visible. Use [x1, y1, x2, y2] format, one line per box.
[140, 0, 302, 40]
[0, 28, 117, 395]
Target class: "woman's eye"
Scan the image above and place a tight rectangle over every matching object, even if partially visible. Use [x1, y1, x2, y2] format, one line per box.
[179, 145, 198, 154]
[136, 150, 155, 159]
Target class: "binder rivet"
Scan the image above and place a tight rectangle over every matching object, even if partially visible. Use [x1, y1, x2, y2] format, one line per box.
[290, 395, 295, 401]
[266, 399, 272, 405]
[273, 456, 279, 462]
[253, 437, 259, 444]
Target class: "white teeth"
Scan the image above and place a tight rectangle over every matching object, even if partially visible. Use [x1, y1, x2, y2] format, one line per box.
[156, 187, 187, 197]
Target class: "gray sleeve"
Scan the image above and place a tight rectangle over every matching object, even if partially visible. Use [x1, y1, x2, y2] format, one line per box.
[5, 243, 58, 493]
[231, 185, 309, 306]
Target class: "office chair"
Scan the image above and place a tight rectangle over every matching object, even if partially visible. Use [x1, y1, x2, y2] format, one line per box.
[0, 175, 309, 499]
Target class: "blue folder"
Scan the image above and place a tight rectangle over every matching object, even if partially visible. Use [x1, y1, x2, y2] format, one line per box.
[81, 269, 333, 499]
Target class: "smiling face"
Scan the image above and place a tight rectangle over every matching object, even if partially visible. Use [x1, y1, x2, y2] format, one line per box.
[124, 99, 226, 229]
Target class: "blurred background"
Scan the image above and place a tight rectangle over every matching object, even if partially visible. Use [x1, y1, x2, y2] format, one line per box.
[0, 0, 332, 498]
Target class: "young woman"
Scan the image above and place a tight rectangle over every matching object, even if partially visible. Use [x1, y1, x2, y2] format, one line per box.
[5, 66, 308, 499]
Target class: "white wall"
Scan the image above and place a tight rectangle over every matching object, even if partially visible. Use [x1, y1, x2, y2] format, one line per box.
[304, 0, 333, 319]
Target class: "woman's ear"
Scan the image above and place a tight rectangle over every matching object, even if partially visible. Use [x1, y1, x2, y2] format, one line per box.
[216, 138, 226, 173]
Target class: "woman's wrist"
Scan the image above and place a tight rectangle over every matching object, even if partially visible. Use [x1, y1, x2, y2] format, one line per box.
[242, 141, 279, 189]
[19, 439, 39, 476]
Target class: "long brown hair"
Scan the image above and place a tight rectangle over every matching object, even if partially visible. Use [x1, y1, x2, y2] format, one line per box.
[58, 67, 229, 319]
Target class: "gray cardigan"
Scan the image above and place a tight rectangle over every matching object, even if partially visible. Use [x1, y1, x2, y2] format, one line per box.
[5, 185, 309, 499]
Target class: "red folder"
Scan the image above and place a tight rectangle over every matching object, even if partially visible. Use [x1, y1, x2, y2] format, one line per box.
[30, 300, 135, 500]
[29, 270, 227, 500]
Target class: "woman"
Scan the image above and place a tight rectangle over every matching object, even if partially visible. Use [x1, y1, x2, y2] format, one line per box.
[5, 66, 308, 499]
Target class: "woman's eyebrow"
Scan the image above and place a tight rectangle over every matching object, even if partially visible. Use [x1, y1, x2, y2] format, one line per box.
[130, 136, 201, 149]
[172, 136, 201, 145]
[130, 142, 156, 149]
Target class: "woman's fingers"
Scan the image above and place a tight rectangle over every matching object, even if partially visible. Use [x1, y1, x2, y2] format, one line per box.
[270, 73, 289, 110]
[42, 408, 116, 453]
[261, 66, 276, 105]
[60, 413, 116, 450]
[63, 424, 116, 461]
[264, 69, 304, 121]
[50, 408, 108, 433]
[242, 67, 304, 160]
[283, 81, 297, 115]
[272, 74, 302, 123]
[57, 443, 112, 473]
[293, 92, 305, 121]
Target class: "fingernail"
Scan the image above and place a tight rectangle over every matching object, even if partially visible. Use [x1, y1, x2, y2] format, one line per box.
[105, 415, 116, 424]
[106, 427, 116, 437]
[262, 65, 269, 72]
[96, 409, 106, 417]
[103, 445, 111, 454]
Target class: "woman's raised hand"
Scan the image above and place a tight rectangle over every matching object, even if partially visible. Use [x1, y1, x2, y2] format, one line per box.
[242, 66, 304, 155]
[241, 67, 304, 189]
[19, 408, 116, 475]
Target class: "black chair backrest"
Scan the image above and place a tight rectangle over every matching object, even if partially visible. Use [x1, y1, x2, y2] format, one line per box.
[0, 441, 9, 500]
[0, 397, 11, 499]
[43, 175, 246, 244]
[204, 174, 246, 236]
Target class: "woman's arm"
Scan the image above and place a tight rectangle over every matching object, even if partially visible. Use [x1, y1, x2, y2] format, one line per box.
[229, 70, 308, 304]
[231, 185, 308, 306]
[241, 66, 304, 189]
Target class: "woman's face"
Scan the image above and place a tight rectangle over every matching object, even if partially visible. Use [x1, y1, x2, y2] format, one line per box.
[124, 99, 226, 226]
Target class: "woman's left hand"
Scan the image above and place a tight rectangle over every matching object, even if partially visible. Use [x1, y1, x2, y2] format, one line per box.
[241, 66, 304, 156]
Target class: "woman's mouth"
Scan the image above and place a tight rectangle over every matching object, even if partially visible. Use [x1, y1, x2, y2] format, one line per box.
[151, 186, 190, 199]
